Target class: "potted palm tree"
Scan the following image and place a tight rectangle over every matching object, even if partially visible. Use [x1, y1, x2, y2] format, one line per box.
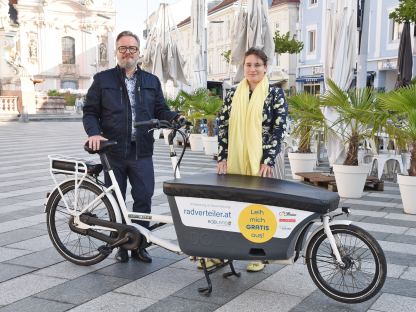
[379, 85, 416, 214]
[179, 89, 205, 151]
[189, 88, 223, 156]
[165, 93, 186, 144]
[321, 79, 381, 198]
[287, 92, 325, 179]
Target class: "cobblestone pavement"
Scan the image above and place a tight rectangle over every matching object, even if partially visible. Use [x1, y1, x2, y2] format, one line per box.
[0, 121, 415, 312]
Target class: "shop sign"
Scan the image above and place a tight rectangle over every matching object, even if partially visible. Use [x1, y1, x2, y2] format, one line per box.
[378, 59, 397, 70]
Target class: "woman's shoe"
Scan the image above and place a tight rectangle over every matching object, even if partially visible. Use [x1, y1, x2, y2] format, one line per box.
[246, 261, 265, 272]
[197, 258, 222, 270]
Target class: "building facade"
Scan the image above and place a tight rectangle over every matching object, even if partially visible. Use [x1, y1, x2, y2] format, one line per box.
[268, 0, 300, 90]
[206, 0, 240, 84]
[367, 0, 416, 91]
[296, 0, 324, 94]
[0, 0, 116, 97]
[297, 0, 416, 94]
[146, 0, 299, 93]
[173, 0, 242, 87]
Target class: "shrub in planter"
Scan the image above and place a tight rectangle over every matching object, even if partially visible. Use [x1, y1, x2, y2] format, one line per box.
[286, 92, 325, 179]
[288, 92, 325, 153]
[379, 85, 416, 213]
[321, 79, 382, 197]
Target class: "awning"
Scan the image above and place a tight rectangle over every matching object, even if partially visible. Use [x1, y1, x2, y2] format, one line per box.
[296, 75, 324, 83]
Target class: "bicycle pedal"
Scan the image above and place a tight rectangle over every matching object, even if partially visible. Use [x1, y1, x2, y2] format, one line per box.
[98, 245, 112, 256]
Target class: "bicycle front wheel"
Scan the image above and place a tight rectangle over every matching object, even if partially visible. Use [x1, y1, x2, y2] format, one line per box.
[306, 224, 386, 303]
[46, 180, 117, 266]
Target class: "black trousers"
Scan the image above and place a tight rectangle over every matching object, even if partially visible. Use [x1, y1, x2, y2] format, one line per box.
[104, 143, 154, 229]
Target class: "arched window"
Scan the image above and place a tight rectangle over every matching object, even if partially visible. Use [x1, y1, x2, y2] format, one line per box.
[62, 36, 75, 64]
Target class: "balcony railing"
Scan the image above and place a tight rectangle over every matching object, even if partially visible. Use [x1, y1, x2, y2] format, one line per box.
[0, 96, 19, 114]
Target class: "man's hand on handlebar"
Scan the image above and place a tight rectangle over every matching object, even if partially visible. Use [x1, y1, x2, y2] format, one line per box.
[86, 135, 108, 151]
[217, 160, 227, 175]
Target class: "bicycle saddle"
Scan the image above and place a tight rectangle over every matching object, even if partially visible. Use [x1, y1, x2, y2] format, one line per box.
[84, 140, 118, 154]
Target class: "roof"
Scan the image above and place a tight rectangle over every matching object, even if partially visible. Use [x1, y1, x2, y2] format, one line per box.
[209, 0, 238, 14]
[177, 16, 191, 28]
[177, 0, 238, 28]
[271, 0, 300, 7]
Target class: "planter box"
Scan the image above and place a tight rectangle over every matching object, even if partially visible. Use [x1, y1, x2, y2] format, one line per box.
[202, 135, 218, 156]
[333, 164, 370, 198]
[397, 174, 416, 214]
[189, 134, 204, 151]
[287, 153, 317, 180]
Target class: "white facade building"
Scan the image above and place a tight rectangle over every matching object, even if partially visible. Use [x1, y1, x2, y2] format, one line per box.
[297, 0, 416, 94]
[268, 0, 300, 90]
[0, 0, 116, 96]
[145, 0, 299, 93]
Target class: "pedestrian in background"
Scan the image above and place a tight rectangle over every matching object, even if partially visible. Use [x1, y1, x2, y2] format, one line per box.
[75, 97, 83, 114]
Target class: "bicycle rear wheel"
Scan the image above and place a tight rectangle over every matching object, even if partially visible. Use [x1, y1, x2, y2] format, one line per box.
[306, 224, 386, 303]
[46, 179, 116, 265]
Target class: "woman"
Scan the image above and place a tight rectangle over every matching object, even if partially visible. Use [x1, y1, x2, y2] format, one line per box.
[217, 47, 288, 272]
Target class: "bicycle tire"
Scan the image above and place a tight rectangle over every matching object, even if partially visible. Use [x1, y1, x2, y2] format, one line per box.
[46, 179, 116, 266]
[306, 224, 386, 303]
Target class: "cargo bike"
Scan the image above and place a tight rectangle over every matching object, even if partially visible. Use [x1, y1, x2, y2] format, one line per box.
[45, 119, 386, 303]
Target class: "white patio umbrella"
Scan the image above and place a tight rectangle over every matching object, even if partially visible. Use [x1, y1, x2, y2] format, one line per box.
[191, 0, 207, 90]
[323, 0, 356, 166]
[230, 0, 274, 83]
[142, 3, 189, 86]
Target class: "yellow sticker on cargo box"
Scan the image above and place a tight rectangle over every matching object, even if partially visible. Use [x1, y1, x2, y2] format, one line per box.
[238, 204, 277, 243]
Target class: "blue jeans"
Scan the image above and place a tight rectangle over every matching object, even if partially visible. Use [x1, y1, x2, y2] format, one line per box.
[104, 143, 154, 228]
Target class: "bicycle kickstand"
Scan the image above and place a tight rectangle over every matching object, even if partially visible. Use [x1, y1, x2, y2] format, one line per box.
[197, 259, 241, 295]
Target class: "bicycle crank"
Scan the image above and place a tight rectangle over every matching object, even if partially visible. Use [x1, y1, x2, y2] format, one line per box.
[68, 214, 144, 252]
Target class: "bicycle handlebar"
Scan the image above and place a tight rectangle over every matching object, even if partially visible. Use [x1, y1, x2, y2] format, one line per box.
[134, 118, 191, 179]
[134, 118, 191, 129]
[134, 119, 160, 128]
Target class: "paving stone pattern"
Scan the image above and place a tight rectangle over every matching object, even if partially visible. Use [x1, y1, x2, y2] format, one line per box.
[0, 121, 415, 311]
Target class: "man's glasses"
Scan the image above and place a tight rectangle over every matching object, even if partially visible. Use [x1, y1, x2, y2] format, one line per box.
[244, 63, 264, 69]
[117, 46, 139, 54]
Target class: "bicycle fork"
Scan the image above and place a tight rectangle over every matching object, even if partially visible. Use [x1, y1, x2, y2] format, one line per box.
[322, 215, 345, 267]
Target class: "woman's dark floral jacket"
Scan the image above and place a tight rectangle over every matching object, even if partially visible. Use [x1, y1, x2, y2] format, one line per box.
[217, 86, 288, 167]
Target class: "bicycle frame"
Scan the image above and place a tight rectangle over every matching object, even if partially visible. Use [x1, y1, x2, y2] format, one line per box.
[47, 132, 184, 253]
[45, 119, 386, 302]
[47, 126, 350, 263]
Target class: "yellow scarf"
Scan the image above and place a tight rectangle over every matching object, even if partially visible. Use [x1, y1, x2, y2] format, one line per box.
[228, 76, 269, 176]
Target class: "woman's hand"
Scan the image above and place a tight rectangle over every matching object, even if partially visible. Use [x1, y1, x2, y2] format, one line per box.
[259, 164, 273, 177]
[217, 160, 227, 175]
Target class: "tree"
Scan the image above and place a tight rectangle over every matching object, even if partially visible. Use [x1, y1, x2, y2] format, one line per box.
[221, 50, 231, 64]
[389, 0, 416, 23]
[273, 31, 304, 55]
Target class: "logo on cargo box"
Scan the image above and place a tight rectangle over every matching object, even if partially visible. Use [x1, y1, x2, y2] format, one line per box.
[238, 204, 277, 243]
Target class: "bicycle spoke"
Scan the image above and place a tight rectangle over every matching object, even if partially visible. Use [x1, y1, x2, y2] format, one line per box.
[310, 228, 381, 299]
[48, 181, 115, 263]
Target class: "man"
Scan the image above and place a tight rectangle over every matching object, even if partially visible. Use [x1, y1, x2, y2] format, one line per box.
[83, 31, 179, 263]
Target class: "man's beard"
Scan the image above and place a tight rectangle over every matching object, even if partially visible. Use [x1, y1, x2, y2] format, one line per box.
[118, 57, 137, 70]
